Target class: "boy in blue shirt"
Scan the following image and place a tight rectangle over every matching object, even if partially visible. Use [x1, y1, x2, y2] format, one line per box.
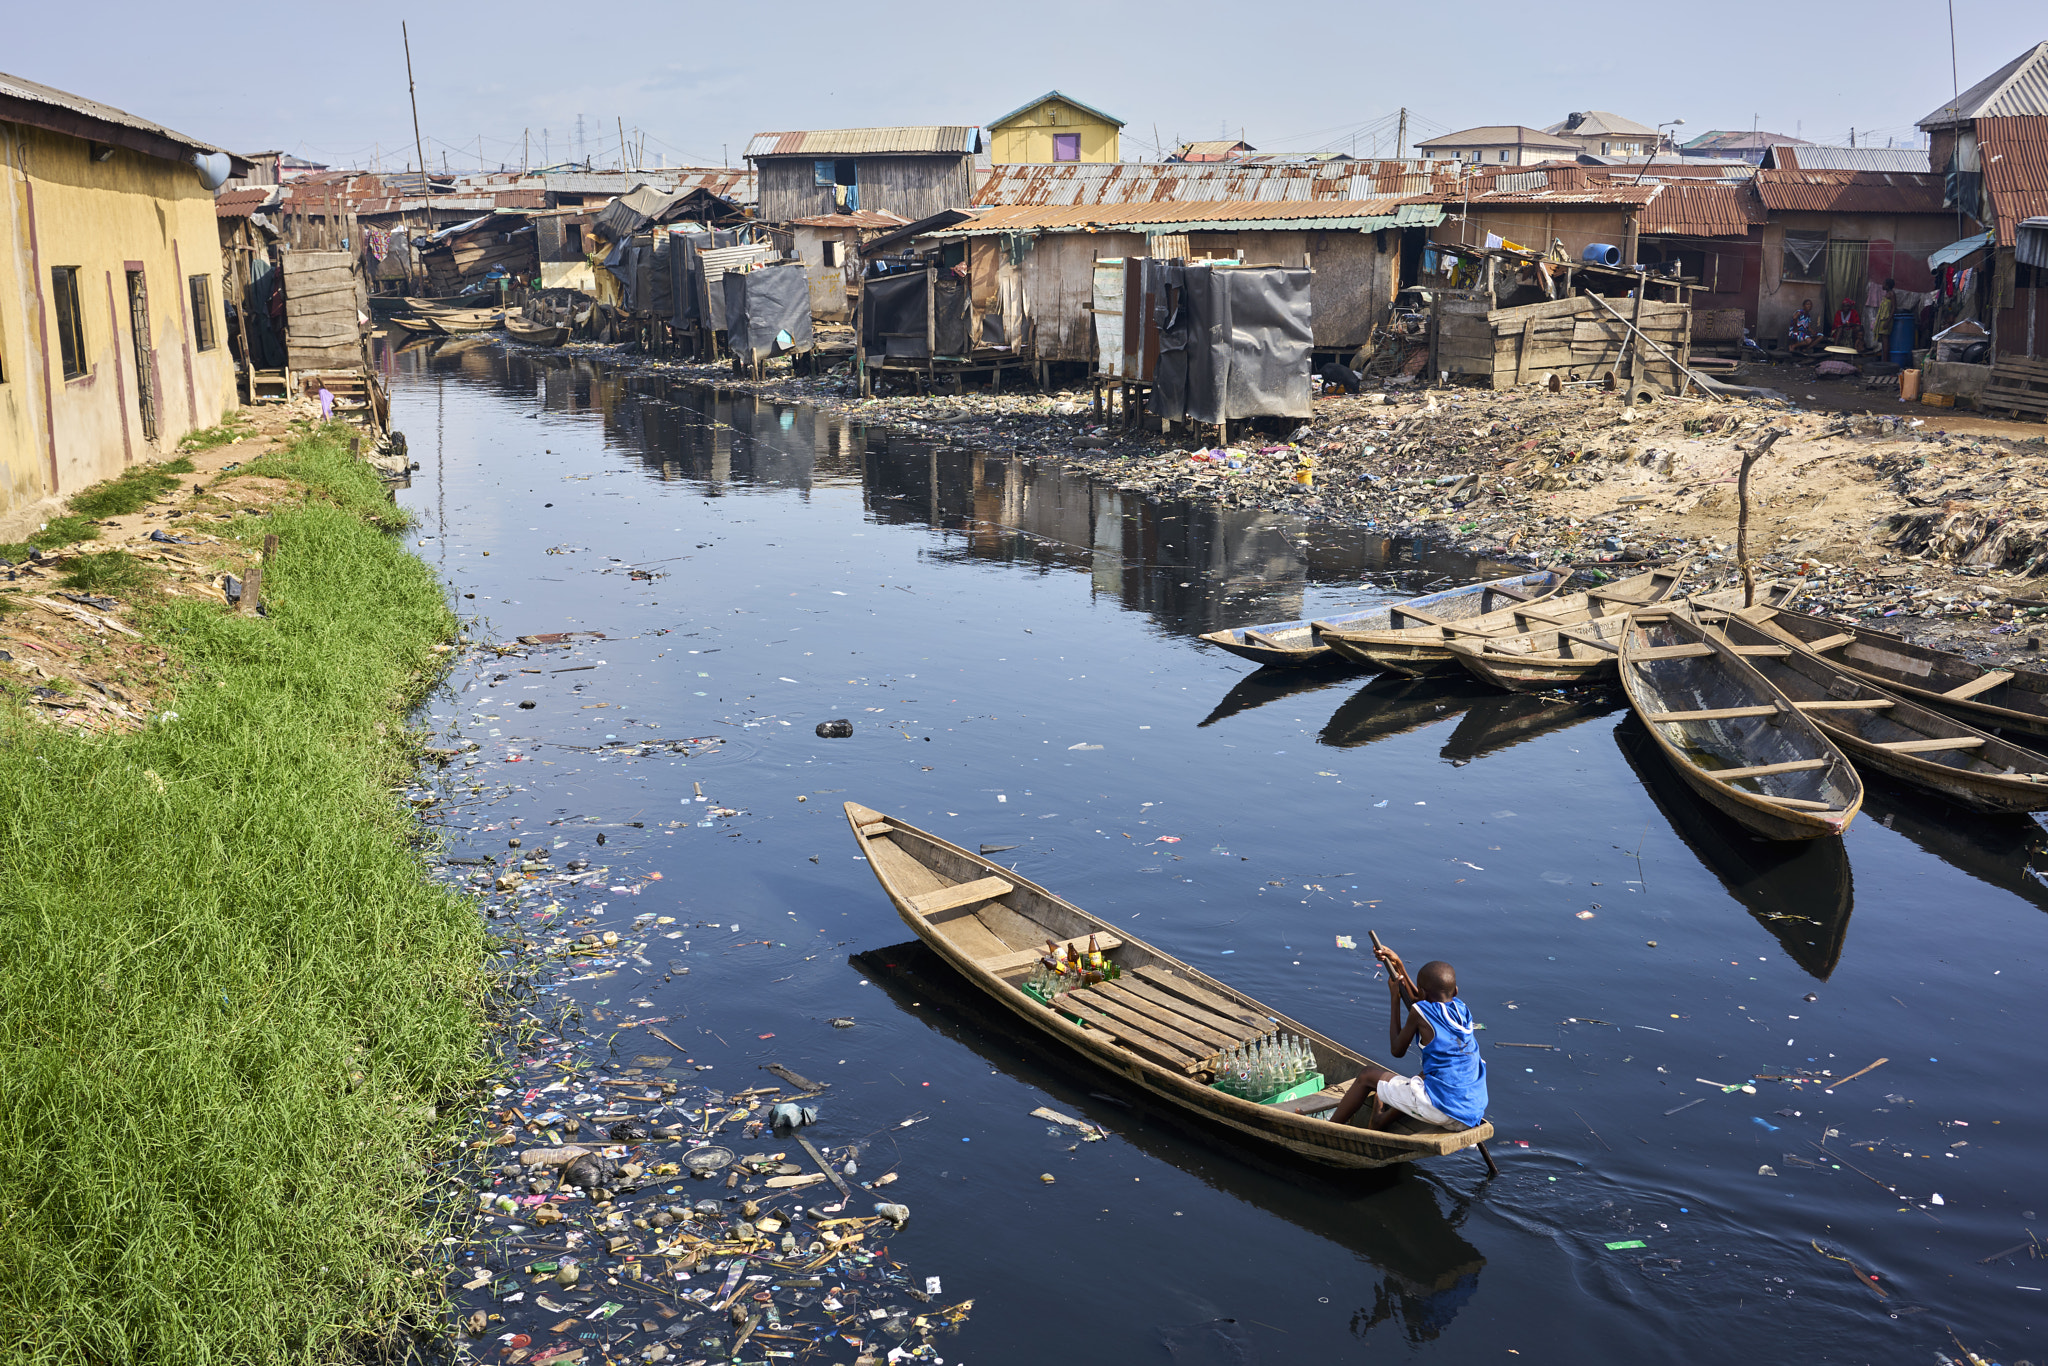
[1329, 944, 1489, 1134]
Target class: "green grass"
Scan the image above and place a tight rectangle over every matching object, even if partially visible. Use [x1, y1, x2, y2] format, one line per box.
[176, 414, 246, 452]
[57, 550, 158, 599]
[68, 460, 194, 519]
[0, 424, 488, 1361]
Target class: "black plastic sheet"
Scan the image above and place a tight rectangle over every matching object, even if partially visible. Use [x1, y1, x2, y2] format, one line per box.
[860, 270, 973, 360]
[722, 264, 815, 362]
[1147, 262, 1312, 424]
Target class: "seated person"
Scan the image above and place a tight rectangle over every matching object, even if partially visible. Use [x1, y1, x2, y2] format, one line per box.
[1327, 943, 1488, 1132]
[1831, 298, 1862, 348]
[1786, 302, 1823, 355]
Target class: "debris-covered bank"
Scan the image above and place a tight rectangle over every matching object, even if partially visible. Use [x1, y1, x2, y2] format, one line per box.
[543, 339, 2048, 667]
[0, 419, 490, 1358]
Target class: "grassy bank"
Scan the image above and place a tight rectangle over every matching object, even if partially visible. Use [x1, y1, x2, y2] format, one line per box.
[0, 424, 488, 1360]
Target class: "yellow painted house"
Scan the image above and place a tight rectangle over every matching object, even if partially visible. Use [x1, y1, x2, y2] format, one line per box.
[988, 92, 1124, 164]
[0, 72, 245, 538]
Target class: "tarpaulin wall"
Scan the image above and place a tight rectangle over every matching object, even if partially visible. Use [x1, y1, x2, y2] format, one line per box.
[722, 264, 816, 362]
[860, 271, 973, 360]
[1147, 261, 1313, 423]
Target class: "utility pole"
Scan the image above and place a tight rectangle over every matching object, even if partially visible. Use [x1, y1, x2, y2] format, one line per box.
[478, 134, 484, 173]
[1396, 107, 1408, 160]
[1850, 127, 1857, 147]
[618, 116, 628, 171]
[523, 128, 529, 172]
[403, 21, 427, 186]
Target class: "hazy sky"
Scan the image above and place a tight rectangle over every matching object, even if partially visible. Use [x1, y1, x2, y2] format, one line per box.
[16, 3, 2040, 171]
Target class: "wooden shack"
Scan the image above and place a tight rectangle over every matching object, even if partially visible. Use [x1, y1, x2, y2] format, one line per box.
[746, 127, 980, 226]
[1437, 293, 1692, 392]
[417, 211, 539, 295]
[280, 249, 367, 372]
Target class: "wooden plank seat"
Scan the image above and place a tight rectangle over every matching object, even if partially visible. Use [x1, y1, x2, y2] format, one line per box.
[856, 820, 896, 838]
[1051, 994, 1201, 1071]
[1273, 1085, 1348, 1116]
[1649, 705, 1780, 722]
[982, 933, 1123, 977]
[1087, 981, 1244, 1051]
[1708, 758, 1830, 781]
[1067, 987, 1218, 1061]
[907, 876, 1013, 917]
[1876, 736, 1987, 754]
[1632, 644, 1714, 659]
[1801, 632, 1857, 652]
[1944, 670, 2014, 701]
[1794, 698, 1894, 711]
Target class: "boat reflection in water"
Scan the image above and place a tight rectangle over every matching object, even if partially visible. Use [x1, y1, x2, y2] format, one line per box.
[1860, 782, 2048, 917]
[1615, 716, 1854, 979]
[1199, 662, 1363, 728]
[1438, 690, 1622, 766]
[855, 941, 1489, 1346]
[1319, 675, 1497, 750]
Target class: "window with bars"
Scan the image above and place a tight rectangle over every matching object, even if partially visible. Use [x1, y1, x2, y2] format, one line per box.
[189, 274, 217, 350]
[51, 266, 87, 378]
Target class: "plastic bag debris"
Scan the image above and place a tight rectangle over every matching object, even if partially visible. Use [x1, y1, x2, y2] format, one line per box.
[771, 1102, 819, 1129]
[816, 719, 854, 738]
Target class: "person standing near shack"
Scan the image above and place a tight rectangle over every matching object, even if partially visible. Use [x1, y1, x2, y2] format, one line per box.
[1327, 939, 1488, 1134]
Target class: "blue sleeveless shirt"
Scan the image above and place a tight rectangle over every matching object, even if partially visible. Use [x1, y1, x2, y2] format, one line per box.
[1413, 998, 1488, 1127]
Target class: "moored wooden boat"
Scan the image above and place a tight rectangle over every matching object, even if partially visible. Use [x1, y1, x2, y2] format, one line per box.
[1746, 606, 2048, 740]
[1717, 609, 2048, 813]
[390, 316, 436, 333]
[1201, 568, 1568, 669]
[505, 316, 569, 347]
[1453, 580, 1803, 693]
[1316, 562, 1685, 676]
[404, 293, 498, 313]
[844, 802, 1495, 1169]
[1619, 608, 1862, 840]
[426, 310, 503, 335]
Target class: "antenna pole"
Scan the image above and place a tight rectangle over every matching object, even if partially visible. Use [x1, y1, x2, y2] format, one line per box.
[403, 22, 426, 182]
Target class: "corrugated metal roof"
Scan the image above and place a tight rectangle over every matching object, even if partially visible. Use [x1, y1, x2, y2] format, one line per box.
[1639, 181, 1768, 236]
[1929, 232, 1993, 269]
[0, 69, 236, 159]
[938, 199, 1443, 235]
[974, 160, 1462, 207]
[787, 210, 912, 229]
[1769, 145, 1932, 173]
[1543, 111, 1659, 139]
[988, 90, 1125, 130]
[214, 187, 276, 218]
[1415, 125, 1579, 150]
[1919, 41, 2048, 129]
[1749, 168, 1949, 214]
[1977, 116, 2048, 243]
[744, 127, 980, 159]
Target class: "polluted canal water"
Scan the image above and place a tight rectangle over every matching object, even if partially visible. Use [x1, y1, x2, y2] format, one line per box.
[397, 345, 2046, 1365]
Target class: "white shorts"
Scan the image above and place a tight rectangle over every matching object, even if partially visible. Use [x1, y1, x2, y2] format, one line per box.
[1377, 1073, 1465, 1130]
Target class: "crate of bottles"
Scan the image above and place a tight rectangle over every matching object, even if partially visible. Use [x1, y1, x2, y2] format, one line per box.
[1208, 1032, 1322, 1105]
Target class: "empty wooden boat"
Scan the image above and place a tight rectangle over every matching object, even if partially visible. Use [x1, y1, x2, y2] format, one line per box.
[505, 316, 569, 347]
[1716, 609, 2048, 813]
[426, 310, 503, 336]
[1619, 609, 1862, 840]
[1201, 568, 1568, 669]
[844, 802, 1496, 1170]
[1453, 580, 1802, 693]
[1317, 562, 1685, 676]
[1745, 606, 2048, 741]
[404, 293, 498, 313]
[389, 316, 436, 333]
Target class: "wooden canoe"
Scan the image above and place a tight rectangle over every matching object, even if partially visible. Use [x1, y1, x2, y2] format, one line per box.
[1316, 562, 1687, 675]
[1716, 609, 2048, 813]
[1452, 580, 1803, 693]
[844, 802, 1495, 1170]
[404, 294, 498, 313]
[1613, 718, 1855, 981]
[1745, 606, 2048, 741]
[1619, 608, 1862, 840]
[390, 316, 436, 333]
[426, 311, 504, 335]
[505, 317, 569, 347]
[1200, 568, 1569, 669]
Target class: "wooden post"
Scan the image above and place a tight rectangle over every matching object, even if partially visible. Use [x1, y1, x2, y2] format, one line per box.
[263, 533, 279, 561]
[1625, 286, 1646, 405]
[924, 261, 936, 393]
[240, 563, 262, 616]
[1737, 429, 1786, 609]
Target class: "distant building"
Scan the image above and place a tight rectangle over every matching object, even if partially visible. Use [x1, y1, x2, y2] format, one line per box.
[226, 150, 283, 188]
[0, 70, 245, 536]
[1542, 111, 1662, 158]
[745, 127, 981, 225]
[1414, 126, 1579, 166]
[988, 91, 1123, 164]
[277, 153, 329, 182]
[1169, 140, 1256, 163]
[1681, 130, 1806, 165]
[1763, 145, 1931, 173]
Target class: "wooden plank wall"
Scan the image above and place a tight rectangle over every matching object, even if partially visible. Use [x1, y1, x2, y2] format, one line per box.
[1437, 295, 1690, 391]
[758, 156, 974, 226]
[281, 250, 365, 372]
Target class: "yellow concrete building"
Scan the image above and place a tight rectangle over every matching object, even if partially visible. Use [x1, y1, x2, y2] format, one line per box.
[988, 92, 1124, 164]
[1, 72, 245, 538]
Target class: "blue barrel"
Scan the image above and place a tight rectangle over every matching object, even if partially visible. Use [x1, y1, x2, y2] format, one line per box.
[1887, 312, 1917, 367]
[1582, 243, 1622, 266]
